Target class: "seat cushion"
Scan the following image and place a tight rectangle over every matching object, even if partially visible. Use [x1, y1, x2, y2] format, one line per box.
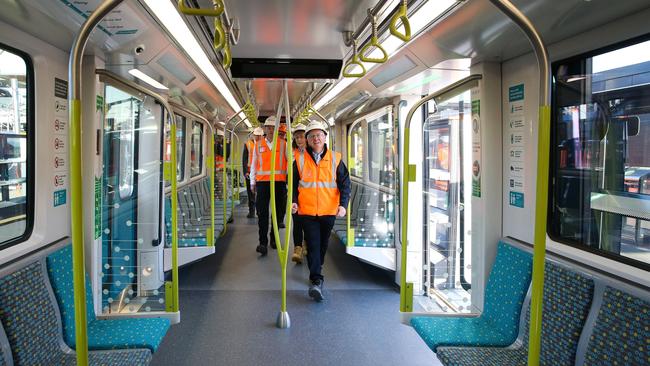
[410, 317, 514, 351]
[57, 349, 152, 366]
[583, 287, 650, 366]
[437, 346, 527, 366]
[88, 317, 169, 352]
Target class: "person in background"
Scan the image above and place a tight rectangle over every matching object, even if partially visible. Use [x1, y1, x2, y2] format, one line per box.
[278, 123, 287, 141]
[243, 127, 263, 218]
[291, 120, 350, 301]
[290, 123, 307, 264]
[250, 116, 288, 255]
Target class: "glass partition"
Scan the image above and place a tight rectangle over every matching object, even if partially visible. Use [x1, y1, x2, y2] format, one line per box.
[190, 121, 203, 177]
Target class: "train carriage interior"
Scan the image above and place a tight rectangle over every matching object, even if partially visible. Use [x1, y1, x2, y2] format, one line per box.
[0, 0, 649, 365]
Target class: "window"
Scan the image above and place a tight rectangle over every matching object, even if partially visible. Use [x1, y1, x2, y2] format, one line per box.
[348, 122, 364, 178]
[367, 108, 396, 189]
[550, 36, 650, 269]
[190, 121, 203, 177]
[105, 86, 141, 199]
[164, 115, 186, 185]
[0, 45, 33, 247]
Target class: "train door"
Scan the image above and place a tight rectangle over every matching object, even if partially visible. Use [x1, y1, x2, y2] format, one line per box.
[421, 88, 473, 312]
[101, 83, 166, 315]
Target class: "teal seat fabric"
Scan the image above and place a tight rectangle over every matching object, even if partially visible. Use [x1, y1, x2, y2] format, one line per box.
[0, 261, 151, 365]
[583, 287, 650, 366]
[0, 320, 11, 366]
[47, 246, 170, 352]
[437, 261, 595, 366]
[411, 242, 533, 351]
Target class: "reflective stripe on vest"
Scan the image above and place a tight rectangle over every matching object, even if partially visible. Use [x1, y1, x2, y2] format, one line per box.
[254, 138, 287, 181]
[297, 149, 340, 216]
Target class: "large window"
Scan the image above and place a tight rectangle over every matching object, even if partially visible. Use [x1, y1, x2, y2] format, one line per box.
[190, 121, 203, 177]
[550, 36, 650, 269]
[349, 122, 364, 178]
[164, 115, 185, 185]
[0, 45, 32, 247]
[367, 109, 396, 189]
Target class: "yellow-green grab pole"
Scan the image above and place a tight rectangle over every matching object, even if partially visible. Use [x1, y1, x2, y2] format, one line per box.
[170, 123, 180, 312]
[270, 80, 292, 328]
[69, 1, 124, 365]
[346, 134, 353, 247]
[208, 128, 215, 246]
[487, 1, 551, 365]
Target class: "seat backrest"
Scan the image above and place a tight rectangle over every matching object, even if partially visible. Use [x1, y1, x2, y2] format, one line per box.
[0, 261, 64, 364]
[0, 319, 13, 366]
[46, 245, 96, 348]
[582, 286, 650, 366]
[518, 262, 594, 365]
[482, 241, 533, 340]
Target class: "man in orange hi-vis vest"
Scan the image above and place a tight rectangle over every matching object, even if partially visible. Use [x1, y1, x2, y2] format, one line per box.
[242, 127, 263, 218]
[291, 120, 350, 301]
[250, 116, 288, 256]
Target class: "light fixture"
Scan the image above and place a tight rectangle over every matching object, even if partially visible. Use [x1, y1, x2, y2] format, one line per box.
[128, 69, 169, 90]
[566, 76, 587, 83]
[314, 0, 457, 110]
[142, 0, 241, 113]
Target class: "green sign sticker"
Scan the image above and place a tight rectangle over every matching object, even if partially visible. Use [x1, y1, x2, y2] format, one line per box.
[96, 95, 104, 113]
[54, 189, 66, 207]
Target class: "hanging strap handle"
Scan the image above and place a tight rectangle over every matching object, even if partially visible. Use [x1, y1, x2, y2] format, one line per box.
[178, 0, 224, 17]
[342, 40, 367, 78]
[359, 9, 388, 63]
[213, 18, 226, 50]
[222, 31, 232, 69]
[389, 0, 411, 42]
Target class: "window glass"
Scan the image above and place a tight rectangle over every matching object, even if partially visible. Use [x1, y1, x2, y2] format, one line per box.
[0, 46, 31, 246]
[190, 121, 203, 177]
[551, 37, 650, 269]
[367, 108, 396, 189]
[105, 86, 140, 199]
[164, 115, 185, 185]
[349, 122, 364, 178]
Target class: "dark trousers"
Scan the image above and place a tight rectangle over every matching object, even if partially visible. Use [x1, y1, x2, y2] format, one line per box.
[292, 214, 303, 247]
[255, 181, 287, 246]
[301, 215, 336, 282]
[245, 176, 255, 214]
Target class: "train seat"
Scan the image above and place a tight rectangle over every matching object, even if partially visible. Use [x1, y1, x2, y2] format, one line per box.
[0, 261, 151, 365]
[165, 178, 215, 247]
[411, 241, 533, 351]
[582, 286, 650, 365]
[436, 261, 595, 365]
[46, 245, 170, 352]
[0, 319, 12, 366]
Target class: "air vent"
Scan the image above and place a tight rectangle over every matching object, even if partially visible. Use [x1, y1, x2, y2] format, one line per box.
[369, 55, 418, 88]
[230, 58, 343, 79]
[157, 52, 196, 85]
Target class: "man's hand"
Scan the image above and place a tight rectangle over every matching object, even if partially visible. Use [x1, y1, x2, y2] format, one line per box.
[245, 173, 250, 179]
[336, 206, 346, 218]
[251, 184, 256, 194]
[291, 203, 298, 214]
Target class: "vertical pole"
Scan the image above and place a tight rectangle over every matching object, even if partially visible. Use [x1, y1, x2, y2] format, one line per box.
[399, 127, 411, 312]
[487, 2, 551, 365]
[346, 133, 353, 247]
[209, 131, 215, 246]
[170, 123, 179, 312]
[68, 2, 124, 365]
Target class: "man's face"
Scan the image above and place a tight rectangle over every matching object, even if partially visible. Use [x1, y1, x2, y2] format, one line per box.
[264, 125, 274, 138]
[307, 130, 326, 151]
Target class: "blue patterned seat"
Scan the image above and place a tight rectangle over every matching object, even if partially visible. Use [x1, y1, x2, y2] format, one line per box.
[0, 320, 12, 366]
[0, 261, 151, 365]
[411, 242, 532, 351]
[583, 286, 650, 365]
[47, 246, 170, 352]
[436, 262, 595, 365]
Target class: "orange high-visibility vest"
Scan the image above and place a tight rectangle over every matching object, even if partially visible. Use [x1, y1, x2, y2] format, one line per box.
[215, 155, 224, 170]
[254, 138, 287, 182]
[296, 149, 341, 216]
[246, 140, 255, 173]
[293, 147, 304, 162]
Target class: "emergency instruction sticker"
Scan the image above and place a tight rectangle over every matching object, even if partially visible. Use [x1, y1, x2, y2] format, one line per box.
[507, 83, 526, 208]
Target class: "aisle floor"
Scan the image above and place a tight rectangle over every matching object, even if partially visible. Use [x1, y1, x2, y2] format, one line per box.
[151, 206, 440, 366]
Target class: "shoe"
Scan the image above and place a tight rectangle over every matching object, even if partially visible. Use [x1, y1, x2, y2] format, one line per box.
[308, 280, 324, 301]
[247, 212, 255, 218]
[292, 247, 303, 264]
[270, 239, 277, 249]
[256, 244, 268, 256]
[279, 222, 285, 229]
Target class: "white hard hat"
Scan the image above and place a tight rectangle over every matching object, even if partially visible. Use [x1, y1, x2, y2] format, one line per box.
[217, 129, 225, 136]
[305, 120, 328, 136]
[293, 123, 307, 132]
[264, 116, 277, 126]
[253, 127, 264, 136]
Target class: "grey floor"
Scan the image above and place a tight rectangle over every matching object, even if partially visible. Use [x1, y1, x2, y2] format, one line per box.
[151, 205, 440, 366]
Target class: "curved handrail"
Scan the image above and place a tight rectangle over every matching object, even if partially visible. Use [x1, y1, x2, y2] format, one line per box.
[399, 74, 482, 313]
[486, 1, 550, 365]
[342, 40, 367, 78]
[389, 0, 411, 42]
[359, 9, 388, 63]
[213, 18, 226, 51]
[177, 0, 224, 17]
